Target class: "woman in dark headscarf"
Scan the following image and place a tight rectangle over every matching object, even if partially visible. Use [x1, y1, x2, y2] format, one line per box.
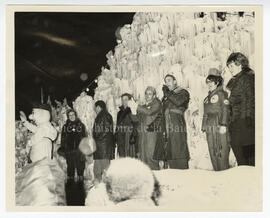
[61, 109, 86, 183]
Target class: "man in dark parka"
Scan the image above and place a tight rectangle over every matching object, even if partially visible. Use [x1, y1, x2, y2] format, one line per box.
[158, 74, 190, 169]
[226, 52, 255, 166]
[115, 93, 138, 158]
[93, 100, 114, 182]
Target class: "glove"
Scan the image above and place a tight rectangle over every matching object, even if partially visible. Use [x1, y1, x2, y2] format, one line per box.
[20, 111, 27, 122]
[128, 98, 138, 114]
[146, 124, 155, 132]
[162, 85, 169, 93]
[219, 126, 227, 134]
[162, 85, 170, 97]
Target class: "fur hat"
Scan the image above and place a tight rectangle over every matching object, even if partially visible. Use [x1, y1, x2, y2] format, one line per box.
[104, 158, 155, 203]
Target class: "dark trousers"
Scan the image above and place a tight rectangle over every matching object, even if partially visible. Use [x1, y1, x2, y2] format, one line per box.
[206, 131, 230, 171]
[168, 159, 189, 169]
[229, 119, 255, 166]
[66, 151, 85, 178]
[93, 159, 110, 182]
[231, 144, 255, 166]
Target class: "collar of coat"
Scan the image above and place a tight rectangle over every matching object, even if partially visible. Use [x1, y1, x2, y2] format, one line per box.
[145, 97, 160, 107]
[227, 68, 254, 90]
[172, 86, 183, 94]
[96, 109, 109, 120]
[117, 106, 131, 124]
[66, 118, 82, 126]
[119, 105, 131, 111]
[208, 86, 224, 97]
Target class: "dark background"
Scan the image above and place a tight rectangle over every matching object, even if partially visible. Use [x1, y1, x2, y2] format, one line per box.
[15, 12, 135, 118]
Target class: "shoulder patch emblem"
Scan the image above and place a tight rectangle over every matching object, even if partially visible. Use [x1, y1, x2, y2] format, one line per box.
[224, 99, 229, 105]
[210, 94, 219, 103]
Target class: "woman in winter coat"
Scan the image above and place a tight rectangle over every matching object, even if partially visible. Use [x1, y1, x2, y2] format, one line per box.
[201, 68, 231, 171]
[61, 109, 86, 183]
[226, 52, 255, 166]
[93, 100, 114, 182]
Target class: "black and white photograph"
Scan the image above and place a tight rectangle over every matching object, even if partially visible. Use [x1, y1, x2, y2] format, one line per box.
[5, 5, 263, 212]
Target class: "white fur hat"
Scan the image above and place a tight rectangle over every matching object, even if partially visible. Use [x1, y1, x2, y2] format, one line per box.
[104, 158, 154, 203]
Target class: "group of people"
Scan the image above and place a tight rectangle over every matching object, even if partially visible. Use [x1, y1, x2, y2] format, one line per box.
[55, 52, 256, 185]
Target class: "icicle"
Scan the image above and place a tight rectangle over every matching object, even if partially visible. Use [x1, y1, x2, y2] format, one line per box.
[91, 11, 254, 170]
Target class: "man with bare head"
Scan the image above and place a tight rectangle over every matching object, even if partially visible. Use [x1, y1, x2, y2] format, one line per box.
[129, 86, 162, 170]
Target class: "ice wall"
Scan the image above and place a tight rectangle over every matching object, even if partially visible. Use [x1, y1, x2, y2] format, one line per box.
[91, 12, 255, 169]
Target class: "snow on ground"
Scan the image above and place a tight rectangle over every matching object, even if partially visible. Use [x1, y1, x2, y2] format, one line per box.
[154, 166, 261, 211]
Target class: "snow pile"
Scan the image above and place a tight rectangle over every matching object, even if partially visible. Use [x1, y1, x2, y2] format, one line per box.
[84, 166, 260, 211]
[93, 12, 254, 169]
[154, 166, 260, 211]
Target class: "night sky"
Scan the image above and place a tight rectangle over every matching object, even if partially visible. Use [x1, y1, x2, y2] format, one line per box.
[15, 12, 135, 117]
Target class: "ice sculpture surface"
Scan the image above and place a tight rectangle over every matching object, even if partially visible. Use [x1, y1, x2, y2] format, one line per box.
[91, 12, 255, 169]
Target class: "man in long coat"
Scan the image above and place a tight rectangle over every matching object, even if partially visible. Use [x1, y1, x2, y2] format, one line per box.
[155, 74, 190, 169]
[129, 86, 161, 170]
[93, 100, 114, 182]
[115, 93, 137, 158]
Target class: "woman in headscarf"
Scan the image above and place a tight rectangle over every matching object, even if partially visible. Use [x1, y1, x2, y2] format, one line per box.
[61, 109, 86, 183]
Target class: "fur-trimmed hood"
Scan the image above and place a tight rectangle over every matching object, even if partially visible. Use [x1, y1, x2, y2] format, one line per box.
[104, 158, 155, 204]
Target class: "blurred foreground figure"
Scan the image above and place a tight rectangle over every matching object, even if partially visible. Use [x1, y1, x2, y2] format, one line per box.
[17, 103, 65, 205]
[104, 158, 160, 207]
[85, 158, 161, 207]
[16, 158, 66, 206]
